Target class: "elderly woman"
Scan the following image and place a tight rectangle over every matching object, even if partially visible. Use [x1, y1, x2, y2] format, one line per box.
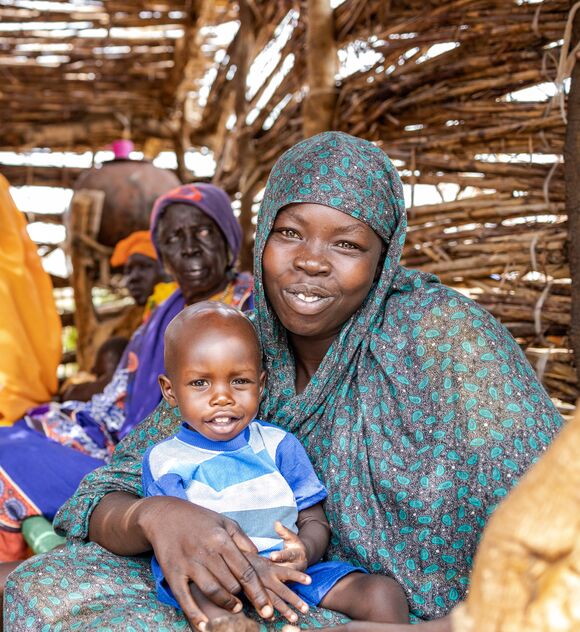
[4, 133, 562, 630]
[60, 231, 174, 403]
[0, 183, 253, 562]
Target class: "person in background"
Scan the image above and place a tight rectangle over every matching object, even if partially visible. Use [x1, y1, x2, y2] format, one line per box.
[109, 229, 177, 322]
[0, 174, 62, 562]
[60, 336, 129, 403]
[62, 231, 176, 403]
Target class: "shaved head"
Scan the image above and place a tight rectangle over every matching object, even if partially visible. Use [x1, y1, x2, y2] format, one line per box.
[163, 302, 261, 379]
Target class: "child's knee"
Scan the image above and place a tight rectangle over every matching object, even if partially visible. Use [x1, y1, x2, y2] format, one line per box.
[366, 574, 409, 620]
[321, 572, 409, 623]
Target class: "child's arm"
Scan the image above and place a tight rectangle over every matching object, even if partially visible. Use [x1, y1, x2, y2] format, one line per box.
[270, 502, 331, 571]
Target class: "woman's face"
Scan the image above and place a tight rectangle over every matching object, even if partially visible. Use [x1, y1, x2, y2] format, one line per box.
[156, 203, 229, 304]
[124, 253, 164, 306]
[262, 202, 384, 341]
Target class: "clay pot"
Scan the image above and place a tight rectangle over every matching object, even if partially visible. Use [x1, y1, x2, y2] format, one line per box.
[74, 159, 180, 247]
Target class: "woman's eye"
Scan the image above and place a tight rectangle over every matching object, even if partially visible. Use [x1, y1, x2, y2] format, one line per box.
[337, 241, 359, 250]
[279, 228, 301, 239]
[197, 227, 211, 239]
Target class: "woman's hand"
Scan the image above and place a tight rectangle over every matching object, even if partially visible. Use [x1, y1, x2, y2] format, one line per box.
[90, 493, 274, 631]
[140, 497, 276, 629]
[269, 521, 309, 571]
[245, 552, 311, 623]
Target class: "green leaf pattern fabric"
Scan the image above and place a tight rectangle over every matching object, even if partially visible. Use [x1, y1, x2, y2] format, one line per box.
[4, 132, 563, 629]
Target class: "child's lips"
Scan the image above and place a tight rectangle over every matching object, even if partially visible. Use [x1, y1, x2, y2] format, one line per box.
[205, 412, 242, 425]
[209, 416, 238, 424]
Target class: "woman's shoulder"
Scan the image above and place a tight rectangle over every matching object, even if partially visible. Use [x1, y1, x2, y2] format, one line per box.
[380, 273, 526, 366]
[387, 273, 507, 336]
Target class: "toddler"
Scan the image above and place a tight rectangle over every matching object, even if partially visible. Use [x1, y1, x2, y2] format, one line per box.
[142, 302, 408, 629]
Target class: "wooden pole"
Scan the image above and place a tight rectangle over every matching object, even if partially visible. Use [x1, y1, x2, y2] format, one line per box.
[303, 0, 338, 138]
[235, 0, 257, 273]
[565, 1, 580, 387]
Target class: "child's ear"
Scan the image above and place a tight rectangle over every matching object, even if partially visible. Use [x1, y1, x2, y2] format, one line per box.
[259, 370, 267, 397]
[158, 374, 178, 407]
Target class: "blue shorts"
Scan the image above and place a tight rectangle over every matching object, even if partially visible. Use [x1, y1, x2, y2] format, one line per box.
[153, 557, 366, 610]
[288, 560, 367, 607]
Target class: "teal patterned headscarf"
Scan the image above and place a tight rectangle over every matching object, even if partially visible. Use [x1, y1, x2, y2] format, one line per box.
[253, 131, 562, 620]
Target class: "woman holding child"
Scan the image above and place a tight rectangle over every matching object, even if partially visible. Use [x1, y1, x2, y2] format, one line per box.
[4, 132, 562, 630]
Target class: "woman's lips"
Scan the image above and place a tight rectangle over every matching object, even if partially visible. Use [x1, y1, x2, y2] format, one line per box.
[282, 286, 335, 315]
[181, 266, 206, 279]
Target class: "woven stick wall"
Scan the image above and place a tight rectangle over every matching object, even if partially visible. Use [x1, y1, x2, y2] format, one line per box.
[202, 0, 574, 413]
[0, 0, 574, 412]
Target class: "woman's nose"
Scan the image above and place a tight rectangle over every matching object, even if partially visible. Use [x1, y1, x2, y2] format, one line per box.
[293, 244, 330, 276]
[182, 232, 202, 255]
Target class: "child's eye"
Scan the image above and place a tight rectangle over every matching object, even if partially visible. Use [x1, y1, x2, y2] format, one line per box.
[232, 378, 251, 385]
[190, 379, 208, 387]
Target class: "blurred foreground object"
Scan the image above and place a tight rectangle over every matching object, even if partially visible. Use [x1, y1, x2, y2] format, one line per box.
[0, 175, 61, 425]
[452, 407, 580, 632]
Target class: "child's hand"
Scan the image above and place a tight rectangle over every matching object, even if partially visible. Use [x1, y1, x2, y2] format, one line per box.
[244, 552, 311, 623]
[269, 521, 309, 571]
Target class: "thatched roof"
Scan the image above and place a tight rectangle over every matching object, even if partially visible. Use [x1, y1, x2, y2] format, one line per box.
[0, 0, 232, 151]
[0, 0, 577, 414]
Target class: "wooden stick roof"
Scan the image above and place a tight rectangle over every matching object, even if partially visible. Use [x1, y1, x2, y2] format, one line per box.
[0, 0, 576, 414]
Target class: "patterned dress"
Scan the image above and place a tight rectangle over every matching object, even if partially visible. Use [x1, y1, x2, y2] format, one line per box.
[4, 132, 563, 629]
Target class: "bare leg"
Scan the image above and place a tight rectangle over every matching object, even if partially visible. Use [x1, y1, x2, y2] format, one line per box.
[188, 582, 259, 632]
[283, 615, 453, 632]
[320, 572, 409, 623]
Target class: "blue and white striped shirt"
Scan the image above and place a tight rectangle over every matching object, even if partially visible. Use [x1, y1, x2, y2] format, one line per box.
[142, 420, 327, 555]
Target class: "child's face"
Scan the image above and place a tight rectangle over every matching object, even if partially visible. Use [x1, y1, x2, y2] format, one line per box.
[160, 323, 265, 442]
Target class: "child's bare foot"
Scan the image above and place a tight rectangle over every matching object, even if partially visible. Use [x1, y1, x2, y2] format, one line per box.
[206, 613, 260, 632]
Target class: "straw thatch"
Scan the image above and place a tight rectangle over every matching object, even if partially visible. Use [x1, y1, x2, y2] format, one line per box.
[0, 0, 577, 414]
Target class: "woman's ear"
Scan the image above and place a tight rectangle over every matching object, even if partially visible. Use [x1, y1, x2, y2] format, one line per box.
[374, 244, 387, 282]
[158, 374, 178, 407]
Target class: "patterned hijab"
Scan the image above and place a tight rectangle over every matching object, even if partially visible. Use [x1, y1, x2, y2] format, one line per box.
[253, 132, 562, 620]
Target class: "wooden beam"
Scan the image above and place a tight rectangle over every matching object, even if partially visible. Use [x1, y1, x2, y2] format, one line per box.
[1, 164, 83, 189]
[565, 0, 580, 388]
[303, 0, 337, 138]
[235, 0, 258, 273]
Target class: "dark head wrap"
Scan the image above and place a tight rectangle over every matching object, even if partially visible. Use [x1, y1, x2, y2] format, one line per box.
[253, 131, 562, 621]
[150, 183, 241, 267]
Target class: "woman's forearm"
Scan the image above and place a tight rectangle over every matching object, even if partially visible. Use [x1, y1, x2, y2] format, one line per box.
[88, 491, 164, 555]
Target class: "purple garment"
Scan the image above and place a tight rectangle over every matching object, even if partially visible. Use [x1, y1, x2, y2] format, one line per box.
[121, 289, 185, 436]
[150, 183, 242, 266]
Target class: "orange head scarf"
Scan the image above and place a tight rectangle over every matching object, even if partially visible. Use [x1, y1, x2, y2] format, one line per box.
[110, 230, 157, 268]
